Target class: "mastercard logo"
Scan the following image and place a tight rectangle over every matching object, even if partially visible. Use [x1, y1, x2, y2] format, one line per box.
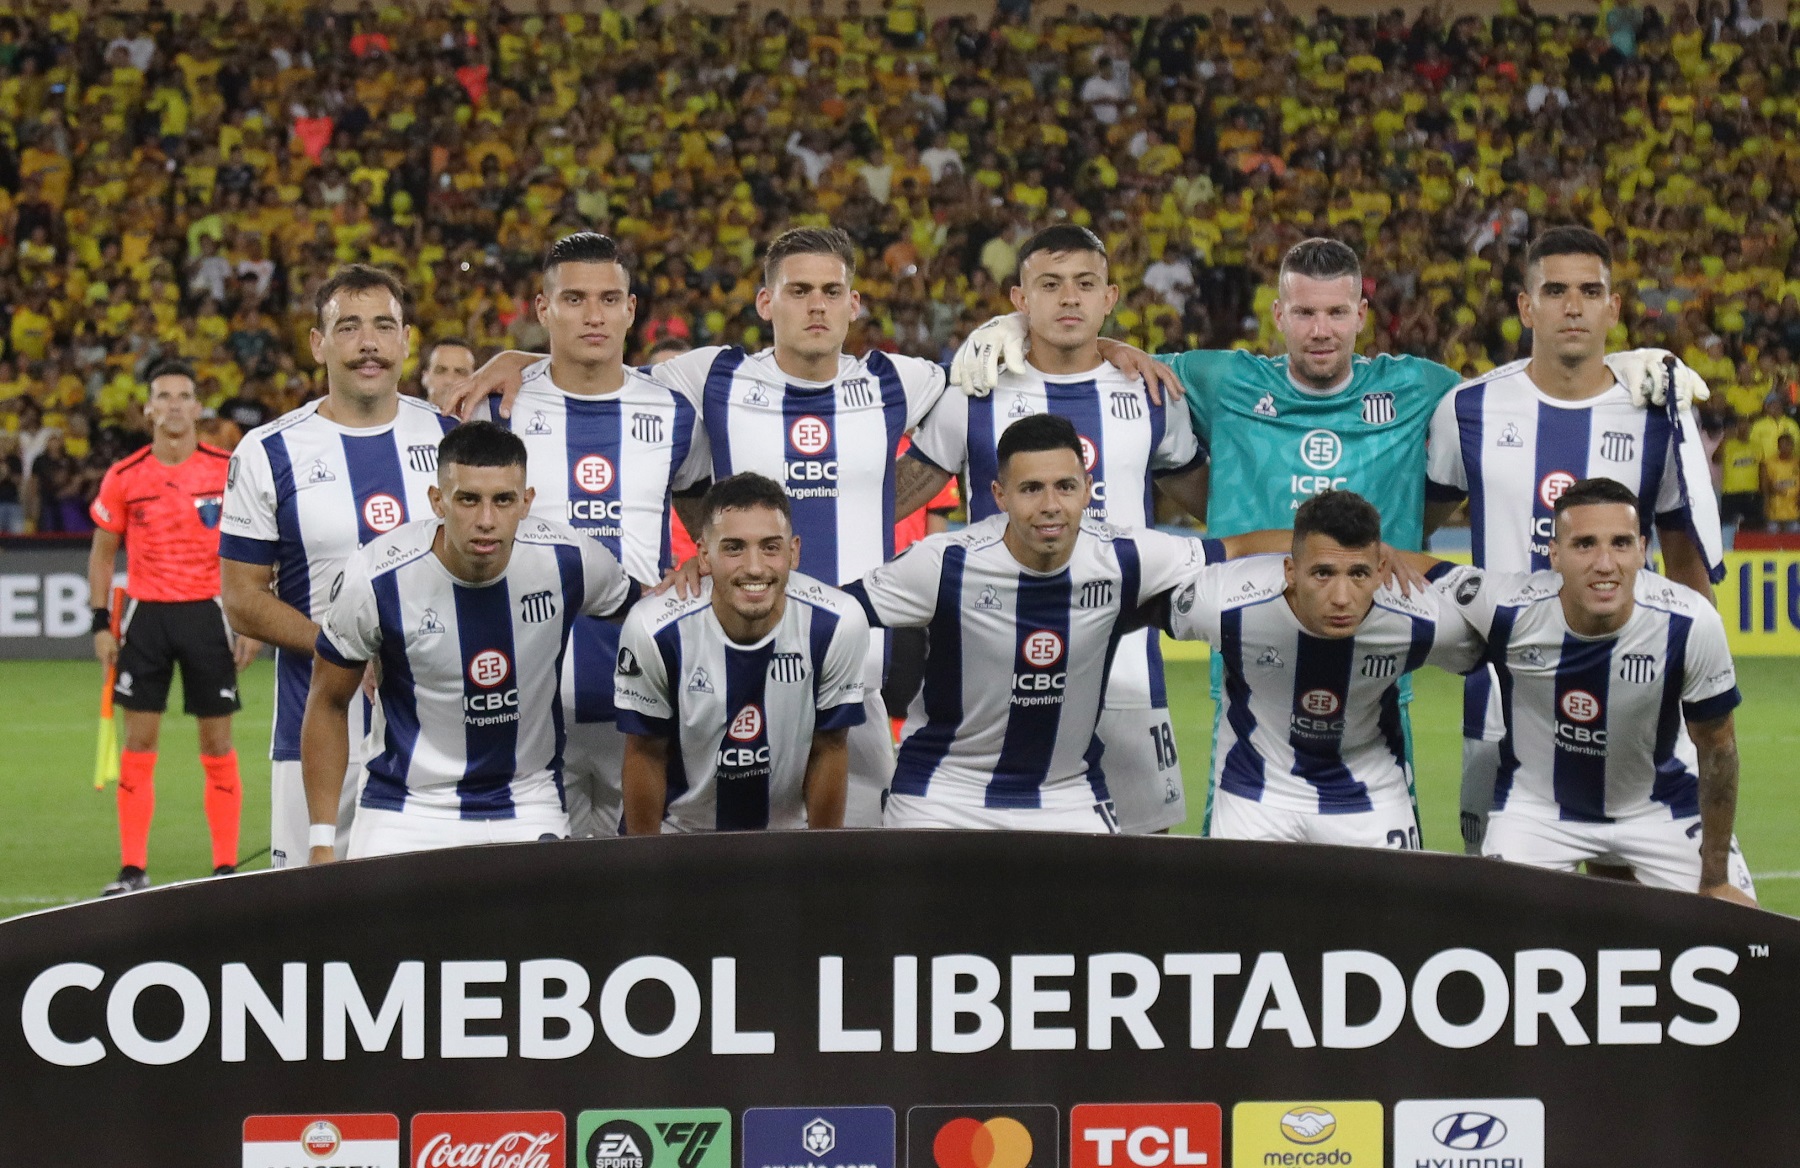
[933, 1118, 1036, 1168]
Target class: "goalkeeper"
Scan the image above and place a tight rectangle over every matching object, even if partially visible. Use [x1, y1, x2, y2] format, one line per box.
[950, 237, 1710, 839]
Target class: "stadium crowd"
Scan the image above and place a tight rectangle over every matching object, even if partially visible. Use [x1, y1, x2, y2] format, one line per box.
[5, 0, 1800, 533]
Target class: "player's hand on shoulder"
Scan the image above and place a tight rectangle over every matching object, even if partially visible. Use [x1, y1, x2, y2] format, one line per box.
[949, 313, 1027, 397]
[1700, 881, 1757, 908]
[1377, 543, 1426, 597]
[1604, 348, 1712, 409]
[653, 555, 708, 600]
[1096, 337, 1181, 407]
[436, 349, 539, 421]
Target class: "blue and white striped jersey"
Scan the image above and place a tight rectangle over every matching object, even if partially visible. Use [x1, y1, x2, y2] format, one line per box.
[316, 515, 634, 820]
[844, 515, 1214, 810]
[1447, 567, 1740, 823]
[220, 397, 454, 760]
[908, 359, 1204, 709]
[497, 357, 708, 725]
[1167, 557, 1484, 814]
[1425, 360, 1724, 578]
[612, 572, 870, 832]
[652, 345, 947, 585]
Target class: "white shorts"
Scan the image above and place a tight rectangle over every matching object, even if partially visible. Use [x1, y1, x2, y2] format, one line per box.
[1098, 705, 1185, 834]
[1483, 808, 1756, 895]
[1210, 788, 1422, 849]
[271, 697, 374, 868]
[347, 804, 570, 859]
[844, 688, 895, 829]
[562, 720, 625, 839]
[883, 792, 1120, 834]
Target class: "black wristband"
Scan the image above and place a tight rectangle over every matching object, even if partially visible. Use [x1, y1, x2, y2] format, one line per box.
[92, 608, 112, 634]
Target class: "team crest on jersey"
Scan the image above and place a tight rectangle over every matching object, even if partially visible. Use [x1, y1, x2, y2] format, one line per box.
[1007, 394, 1033, 419]
[770, 652, 808, 683]
[1600, 431, 1636, 462]
[687, 667, 715, 694]
[519, 590, 557, 623]
[524, 411, 553, 436]
[744, 384, 770, 407]
[1497, 422, 1525, 448]
[1256, 646, 1285, 668]
[406, 444, 438, 473]
[1110, 391, 1143, 420]
[630, 412, 663, 443]
[418, 608, 445, 636]
[1253, 393, 1278, 418]
[193, 495, 223, 528]
[1078, 579, 1115, 608]
[1360, 653, 1398, 678]
[976, 585, 1003, 610]
[1360, 392, 1396, 425]
[840, 377, 875, 408]
[617, 647, 642, 676]
[306, 458, 336, 484]
[1619, 653, 1659, 683]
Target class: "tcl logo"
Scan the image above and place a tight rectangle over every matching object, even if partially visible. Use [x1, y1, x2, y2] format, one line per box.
[1538, 470, 1577, 509]
[790, 415, 831, 455]
[411, 1113, 563, 1168]
[1071, 1104, 1222, 1168]
[362, 493, 403, 532]
[575, 454, 616, 494]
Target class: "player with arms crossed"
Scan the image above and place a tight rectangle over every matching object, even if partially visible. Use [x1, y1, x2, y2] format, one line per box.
[1408, 480, 1753, 903]
[894, 226, 1209, 834]
[1159, 489, 1482, 847]
[1427, 227, 1726, 854]
[88, 359, 259, 893]
[616, 472, 869, 833]
[221, 265, 453, 866]
[441, 227, 948, 827]
[487, 233, 708, 837]
[845, 414, 1279, 831]
[304, 422, 636, 859]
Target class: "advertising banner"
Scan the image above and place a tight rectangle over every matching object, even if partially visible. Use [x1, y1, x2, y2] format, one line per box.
[0, 538, 116, 660]
[0, 832, 1790, 1165]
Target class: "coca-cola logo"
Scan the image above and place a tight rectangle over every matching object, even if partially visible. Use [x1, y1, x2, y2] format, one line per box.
[412, 1113, 566, 1168]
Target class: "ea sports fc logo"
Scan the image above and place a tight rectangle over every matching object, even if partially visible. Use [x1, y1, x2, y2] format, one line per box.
[1539, 470, 1577, 509]
[1300, 688, 1341, 716]
[933, 1117, 1036, 1168]
[1560, 689, 1601, 723]
[362, 493, 403, 532]
[728, 703, 765, 741]
[575, 454, 616, 494]
[790, 416, 832, 455]
[1022, 630, 1065, 668]
[301, 1120, 341, 1158]
[468, 649, 512, 688]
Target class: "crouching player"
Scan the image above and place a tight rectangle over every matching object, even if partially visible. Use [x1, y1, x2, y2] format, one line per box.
[614, 472, 870, 832]
[301, 422, 636, 859]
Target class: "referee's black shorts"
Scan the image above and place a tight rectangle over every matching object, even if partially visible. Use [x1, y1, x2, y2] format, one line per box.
[114, 599, 242, 718]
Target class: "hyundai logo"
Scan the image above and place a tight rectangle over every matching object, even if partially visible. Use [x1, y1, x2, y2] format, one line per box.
[1433, 1112, 1507, 1150]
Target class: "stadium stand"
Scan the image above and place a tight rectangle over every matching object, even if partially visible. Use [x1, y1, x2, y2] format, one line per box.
[2, 0, 1799, 534]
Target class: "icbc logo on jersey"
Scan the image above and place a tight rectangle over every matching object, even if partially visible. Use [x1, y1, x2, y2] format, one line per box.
[790, 416, 832, 455]
[1079, 436, 1097, 471]
[1538, 470, 1577, 509]
[1560, 689, 1601, 723]
[411, 1112, 564, 1168]
[575, 453, 617, 494]
[469, 649, 512, 688]
[1300, 688, 1341, 716]
[729, 703, 765, 741]
[1070, 1104, 1221, 1168]
[362, 492, 403, 532]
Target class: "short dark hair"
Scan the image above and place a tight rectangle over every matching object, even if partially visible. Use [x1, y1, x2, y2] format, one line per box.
[424, 337, 475, 367]
[997, 412, 1085, 475]
[1527, 226, 1611, 274]
[314, 264, 408, 327]
[1553, 476, 1638, 519]
[646, 336, 692, 359]
[762, 226, 857, 287]
[1280, 237, 1362, 286]
[1017, 225, 1107, 275]
[543, 232, 626, 281]
[143, 357, 196, 388]
[438, 420, 527, 473]
[699, 471, 792, 533]
[1293, 489, 1382, 549]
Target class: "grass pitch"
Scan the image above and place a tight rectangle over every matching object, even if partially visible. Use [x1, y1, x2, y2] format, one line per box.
[1, 656, 1796, 917]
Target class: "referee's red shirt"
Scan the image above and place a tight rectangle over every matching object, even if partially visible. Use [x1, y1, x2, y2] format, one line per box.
[90, 443, 233, 602]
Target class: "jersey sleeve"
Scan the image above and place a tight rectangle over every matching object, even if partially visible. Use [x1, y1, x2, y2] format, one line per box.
[1163, 349, 1233, 446]
[646, 345, 730, 407]
[893, 354, 949, 430]
[814, 604, 871, 731]
[613, 610, 676, 737]
[577, 535, 638, 618]
[1164, 561, 1232, 644]
[1425, 390, 1468, 503]
[1679, 606, 1741, 723]
[219, 438, 281, 563]
[841, 540, 944, 628]
[1150, 387, 1205, 474]
[315, 551, 381, 668]
[907, 389, 969, 474]
[89, 462, 128, 534]
[1423, 588, 1488, 675]
[1131, 528, 1226, 604]
[670, 401, 712, 492]
[1652, 404, 1726, 582]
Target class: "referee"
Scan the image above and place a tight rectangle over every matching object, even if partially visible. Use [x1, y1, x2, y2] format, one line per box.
[88, 358, 260, 895]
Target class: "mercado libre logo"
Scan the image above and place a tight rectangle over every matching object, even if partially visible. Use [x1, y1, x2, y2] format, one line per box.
[907, 1106, 1059, 1168]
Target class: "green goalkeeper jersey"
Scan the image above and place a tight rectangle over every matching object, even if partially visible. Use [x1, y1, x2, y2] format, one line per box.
[1167, 349, 1461, 550]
